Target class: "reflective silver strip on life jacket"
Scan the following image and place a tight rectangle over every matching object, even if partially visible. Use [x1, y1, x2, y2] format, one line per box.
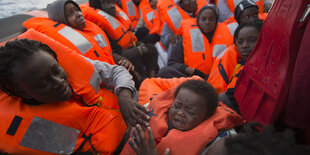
[126, 1, 136, 16]
[58, 26, 93, 54]
[167, 6, 183, 30]
[190, 28, 205, 52]
[89, 70, 101, 93]
[216, 47, 229, 60]
[97, 10, 120, 30]
[212, 44, 227, 58]
[119, 11, 130, 20]
[233, 0, 243, 7]
[19, 116, 80, 154]
[227, 22, 238, 36]
[94, 34, 108, 48]
[146, 11, 155, 21]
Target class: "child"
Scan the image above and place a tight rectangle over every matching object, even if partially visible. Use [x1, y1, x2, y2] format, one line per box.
[121, 79, 244, 154]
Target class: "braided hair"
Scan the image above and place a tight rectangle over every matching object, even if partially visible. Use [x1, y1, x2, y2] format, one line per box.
[0, 39, 57, 99]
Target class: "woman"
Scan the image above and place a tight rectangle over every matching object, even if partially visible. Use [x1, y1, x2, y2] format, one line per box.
[208, 20, 263, 94]
[158, 4, 233, 79]
[0, 38, 149, 154]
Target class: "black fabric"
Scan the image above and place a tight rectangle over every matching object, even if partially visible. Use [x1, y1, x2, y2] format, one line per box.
[135, 26, 161, 44]
[135, 26, 150, 42]
[219, 90, 240, 114]
[167, 37, 187, 74]
[75, 133, 97, 154]
[193, 69, 208, 80]
[89, 0, 101, 10]
[6, 116, 23, 136]
[157, 66, 188, 78]
[93, 50, 99, 57]
[218, 60, 230, 84]
[107, 35, 123, 55]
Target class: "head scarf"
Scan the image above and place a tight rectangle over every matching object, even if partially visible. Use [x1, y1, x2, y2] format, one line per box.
[47, 0, 81, 27]
[196, 4, 219, 42]
[234, 0, 258, 23]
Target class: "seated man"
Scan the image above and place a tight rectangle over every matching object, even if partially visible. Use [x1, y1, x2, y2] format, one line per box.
[121, 79, 245, 154]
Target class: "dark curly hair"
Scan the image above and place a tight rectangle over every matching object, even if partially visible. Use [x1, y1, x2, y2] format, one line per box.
[234, 20, 263, 44]
[174, 79, 219, 118]
[224, 123, 310, 155]
[0, 39, 57, 99]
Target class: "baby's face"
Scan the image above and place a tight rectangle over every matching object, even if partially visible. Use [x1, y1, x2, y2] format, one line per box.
[168, 88, 208, 131]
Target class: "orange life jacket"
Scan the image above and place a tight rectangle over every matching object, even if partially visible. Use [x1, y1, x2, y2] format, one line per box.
[19, 29, 121, 111]
[80, 3, 137, 50]
[23, 17, 115, 65]
[138, 76, 202, 105]
[118, 0, 140, 29]
[208, 45, 241, 94]
[157, 0, 208, 35]
[181, 19, 233, 75]
[121, 84, 245, 155]
[222, 16, 238, 36]
[115, 5, 133, 30]
[138, 0, 163, 35]
[226, 65, 244, 91]
[0, 29, 126, 154]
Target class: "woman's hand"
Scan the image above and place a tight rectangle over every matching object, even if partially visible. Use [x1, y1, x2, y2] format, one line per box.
[118, 89, 150, 128]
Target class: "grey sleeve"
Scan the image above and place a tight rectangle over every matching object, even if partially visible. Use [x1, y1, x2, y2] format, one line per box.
[83, 57, 136, 96]
[167, 37, 187, 74]
[160, 22, 173, 49]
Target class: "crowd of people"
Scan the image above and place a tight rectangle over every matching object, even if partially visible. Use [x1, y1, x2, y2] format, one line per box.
[0, 0, 309, 154]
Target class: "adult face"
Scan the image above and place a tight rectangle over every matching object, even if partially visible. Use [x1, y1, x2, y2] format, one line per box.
[198, 9, 217, 34]
[236, 26, 260, 61]
[65, 2, 86, 30]
[239, 7, 259, 24]
[100, 0, 117, 17]
[168, 88, 208, 131]
[179, 0, 197, 13]
[11, 50, 72, 103]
